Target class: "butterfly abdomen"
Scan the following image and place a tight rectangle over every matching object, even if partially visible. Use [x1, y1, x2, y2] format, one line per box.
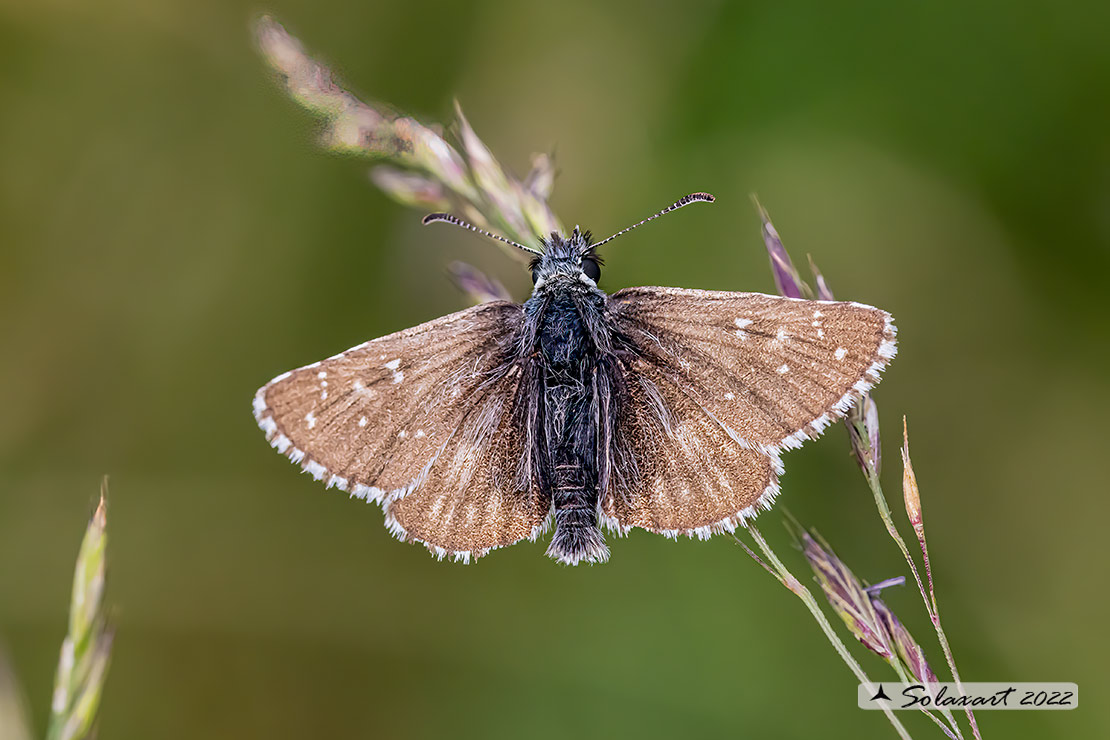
[546, 454, 608, 565]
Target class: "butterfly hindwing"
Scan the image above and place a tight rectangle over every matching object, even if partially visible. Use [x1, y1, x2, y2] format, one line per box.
[254, 301, 550, 558]
[608, 287, 897, 454]
[599, 353, 781, 537]
[384, 358, 552, 560]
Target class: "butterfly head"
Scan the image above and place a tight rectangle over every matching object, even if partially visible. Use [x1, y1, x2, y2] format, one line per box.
[530, 227, 603, 290]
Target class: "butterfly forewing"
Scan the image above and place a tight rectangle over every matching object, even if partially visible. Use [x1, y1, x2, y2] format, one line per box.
[608, 287, 896, 454]
[253, 301, 527, 506]
[600, 353, 780, 537]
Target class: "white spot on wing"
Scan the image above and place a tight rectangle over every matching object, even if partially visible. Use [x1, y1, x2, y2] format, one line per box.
[429, 495, 444, 518]
[384, 359, 404, 384]
[835, 347, 847, 360]
[305, 411, 317, 429]
[358, 417, 367, 427]
[777, 364, 789, 374]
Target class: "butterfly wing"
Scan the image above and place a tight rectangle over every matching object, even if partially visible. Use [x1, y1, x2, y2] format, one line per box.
[609, 287, 896, 453]
[600, 287, 896, 535]
[384, 359, 552, 561]
[597, 353, 781, 538]
[253, 301, 550, 561]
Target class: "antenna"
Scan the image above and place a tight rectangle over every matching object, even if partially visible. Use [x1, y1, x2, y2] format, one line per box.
[587, 192, 715, 253]
[422, 213, 542, 256]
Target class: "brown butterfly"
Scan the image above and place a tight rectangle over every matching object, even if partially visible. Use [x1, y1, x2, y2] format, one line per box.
[253, 194, 896, 564]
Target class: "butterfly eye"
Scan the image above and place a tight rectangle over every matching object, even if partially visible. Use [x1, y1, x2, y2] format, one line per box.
[531, 268, 540, 285]
[581, 256, 601, 282]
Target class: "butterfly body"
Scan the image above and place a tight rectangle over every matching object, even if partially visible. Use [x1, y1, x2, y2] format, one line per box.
[253, 195, 897, 565]
[528, 230, 611, 563]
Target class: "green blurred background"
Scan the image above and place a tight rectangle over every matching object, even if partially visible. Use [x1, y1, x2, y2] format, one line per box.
[2, 0, 1107, 738]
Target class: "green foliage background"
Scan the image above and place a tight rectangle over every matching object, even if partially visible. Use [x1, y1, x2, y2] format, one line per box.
[1, 1, 1107, 738]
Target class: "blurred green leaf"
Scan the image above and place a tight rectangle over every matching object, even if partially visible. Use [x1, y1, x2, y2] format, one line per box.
[46, 481, 113, 740]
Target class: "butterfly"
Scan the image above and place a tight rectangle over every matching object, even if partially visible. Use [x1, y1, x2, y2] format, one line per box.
[253, 193, 897, 564]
